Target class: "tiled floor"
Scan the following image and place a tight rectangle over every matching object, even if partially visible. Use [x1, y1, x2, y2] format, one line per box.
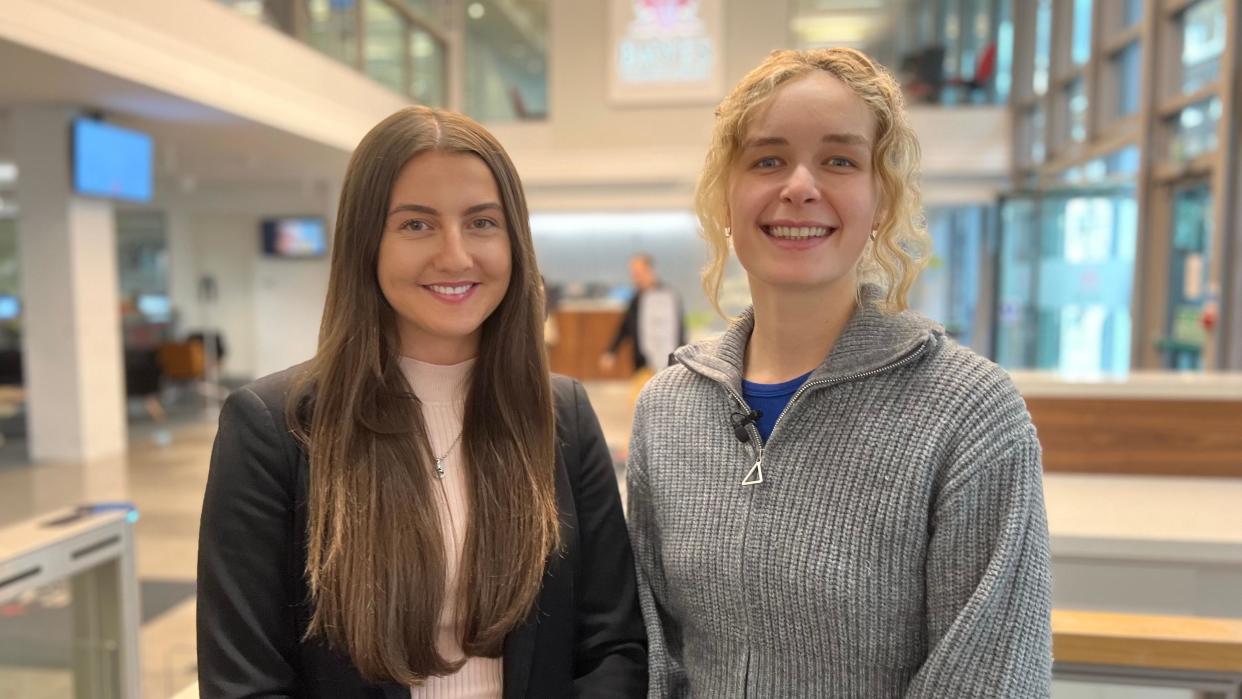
[0, 381, 636, 699]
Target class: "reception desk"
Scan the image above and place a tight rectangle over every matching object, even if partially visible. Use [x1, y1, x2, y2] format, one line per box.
[547, 302, 635, 381]
[1010, 371, 1242, 478]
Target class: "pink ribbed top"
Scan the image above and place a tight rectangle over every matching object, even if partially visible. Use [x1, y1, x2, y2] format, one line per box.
[399, 356, 502, 699]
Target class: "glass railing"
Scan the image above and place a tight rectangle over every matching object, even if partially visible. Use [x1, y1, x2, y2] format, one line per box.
[791, 0, 1014, 106]
[216, 0, 451, 109]
[215, 0, 551, 122]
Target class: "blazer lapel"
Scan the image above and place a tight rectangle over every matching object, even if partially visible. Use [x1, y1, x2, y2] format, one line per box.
[380, 683, 408, 699]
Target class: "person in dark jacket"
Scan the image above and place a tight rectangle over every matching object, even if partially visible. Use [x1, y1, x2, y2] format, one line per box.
[599, 255, 685, 415]
[197, 106, 646, 698]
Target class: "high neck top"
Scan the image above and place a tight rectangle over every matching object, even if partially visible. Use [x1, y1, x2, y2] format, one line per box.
[399, 356, 475, 404]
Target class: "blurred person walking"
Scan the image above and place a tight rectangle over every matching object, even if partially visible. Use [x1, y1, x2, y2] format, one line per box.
[197, 106, 646, 698]
[599, 254, 685, 401]
[627, 48, 1052, 698]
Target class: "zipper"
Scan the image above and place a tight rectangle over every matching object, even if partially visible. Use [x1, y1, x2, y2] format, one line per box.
[725, 338, 931, 487]
[722, 382, 764, 483]
[706, 339, 930, 696]
[717, 382, 761, 696]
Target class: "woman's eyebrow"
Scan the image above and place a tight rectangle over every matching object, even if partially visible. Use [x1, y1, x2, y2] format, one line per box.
[388, 203, 437, 217]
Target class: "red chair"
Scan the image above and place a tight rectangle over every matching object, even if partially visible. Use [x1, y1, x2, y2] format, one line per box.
[947, 42, 997, 96]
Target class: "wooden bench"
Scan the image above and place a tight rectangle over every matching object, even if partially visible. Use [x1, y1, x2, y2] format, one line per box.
[1054, 609, 1242, 697]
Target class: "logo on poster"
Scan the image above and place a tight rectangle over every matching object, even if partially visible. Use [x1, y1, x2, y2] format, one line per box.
[618, 0, 714, 83]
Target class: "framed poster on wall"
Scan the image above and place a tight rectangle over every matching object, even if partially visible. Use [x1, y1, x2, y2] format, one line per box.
[608, 0, 724, 106]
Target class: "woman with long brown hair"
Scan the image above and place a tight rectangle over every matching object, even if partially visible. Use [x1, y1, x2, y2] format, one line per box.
[197, 106, 646, 698]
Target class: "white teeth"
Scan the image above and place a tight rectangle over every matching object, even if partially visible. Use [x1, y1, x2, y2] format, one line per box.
[428, 284, 473, 295]
[767, 225, 831, 239]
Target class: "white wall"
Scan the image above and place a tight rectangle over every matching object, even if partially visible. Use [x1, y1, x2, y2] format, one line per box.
[184, 214, 257, 381]
[171, 212, 330, 383]
[159, 181, 334, 382]
[252, 255, 328, 378]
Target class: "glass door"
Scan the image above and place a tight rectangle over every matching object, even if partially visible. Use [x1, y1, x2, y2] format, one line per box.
[1159, 181, 1213, 369]
[995, 188, 1138, 373]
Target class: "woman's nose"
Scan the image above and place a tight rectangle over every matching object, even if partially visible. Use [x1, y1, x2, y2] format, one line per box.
[781, 164, 820, 204]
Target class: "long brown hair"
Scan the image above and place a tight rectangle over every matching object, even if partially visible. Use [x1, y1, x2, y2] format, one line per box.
[289, 106, 559, 684]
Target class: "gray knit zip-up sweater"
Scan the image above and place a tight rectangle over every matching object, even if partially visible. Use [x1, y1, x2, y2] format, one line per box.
[626, 294, 1052, 698]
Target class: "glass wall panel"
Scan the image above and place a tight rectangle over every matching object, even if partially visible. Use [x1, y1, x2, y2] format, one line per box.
[1071, 0, 1093, 66]
[996, 191, 1137, 373]
[1168, 95, 1222, 162]
[1032, 0, 1053, 95]
[1180, 0, 1226, 94]
[996, 197, 1040, 368]
[1023, 104, 1048, 165]
[0, 218, 19, 356]
[1063, 77, 1088, 143]
[464, 0, 548, 122]
[1112, 41, 1141, 117]
[1161, 183, 1213, 369]
[0, 580, 75, 697]
[1121, 0, 1143, 28]
[995, 0, 1014, 102]
[306, 0, 360, 67]
[913, 205, 989, 350]
[397, 0, 444, 26]
[409, 25, 445, 106]
[217, 0, 298, 33]
[365, 0, 405, 94]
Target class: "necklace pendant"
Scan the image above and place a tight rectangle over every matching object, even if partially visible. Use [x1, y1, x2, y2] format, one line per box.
[741, 458, 763, 486]
[434, 458, 446, 480]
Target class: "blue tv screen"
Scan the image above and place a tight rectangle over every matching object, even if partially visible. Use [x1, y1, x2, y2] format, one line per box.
[72, 118, 154, 203]
[136, 293, 172, 322]
[261, 217, 328, 258]
[0, 295, 19, 321]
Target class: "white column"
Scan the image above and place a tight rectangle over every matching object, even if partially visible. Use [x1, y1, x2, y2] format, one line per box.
[164, 208, 200, 335]
[12, 106, 127, 463]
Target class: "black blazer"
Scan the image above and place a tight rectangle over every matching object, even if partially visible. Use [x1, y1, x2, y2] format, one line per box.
[197, 367, 647, 698]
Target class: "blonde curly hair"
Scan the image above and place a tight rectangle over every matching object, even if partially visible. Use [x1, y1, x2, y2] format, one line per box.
[696, 47, 929, 315]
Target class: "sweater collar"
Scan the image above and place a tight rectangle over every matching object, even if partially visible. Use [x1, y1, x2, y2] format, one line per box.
[674, 285, 940, 394]
[398, 356, 474, 405]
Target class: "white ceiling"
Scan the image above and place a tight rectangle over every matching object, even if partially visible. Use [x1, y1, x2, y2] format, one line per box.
[0, 37, 349, 192]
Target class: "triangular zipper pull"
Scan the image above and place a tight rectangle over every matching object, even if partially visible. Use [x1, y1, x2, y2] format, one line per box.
[741, 459, 763, 486]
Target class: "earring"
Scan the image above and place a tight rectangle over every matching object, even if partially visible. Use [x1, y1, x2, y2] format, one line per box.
[869, 229, 877, 242]
[724, 226, 732, 239]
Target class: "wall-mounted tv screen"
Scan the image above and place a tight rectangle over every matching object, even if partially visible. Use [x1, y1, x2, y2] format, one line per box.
[136, 293, 172, 322]
[0, 295, 19, 321]
[261, 217, 328, 258]
[72, 118, 154, 203]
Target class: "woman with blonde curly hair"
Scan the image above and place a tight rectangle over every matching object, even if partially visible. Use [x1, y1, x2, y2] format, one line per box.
[626, 48, 1052, 697]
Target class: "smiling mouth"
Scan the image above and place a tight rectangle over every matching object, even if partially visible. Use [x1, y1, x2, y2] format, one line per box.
[424, 283, 478, 297]
[761, 224, 837, 240]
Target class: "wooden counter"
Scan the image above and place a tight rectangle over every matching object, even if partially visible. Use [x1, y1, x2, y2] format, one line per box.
[1010, 372, 1242, 477]
[547, 307, 635, 381]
